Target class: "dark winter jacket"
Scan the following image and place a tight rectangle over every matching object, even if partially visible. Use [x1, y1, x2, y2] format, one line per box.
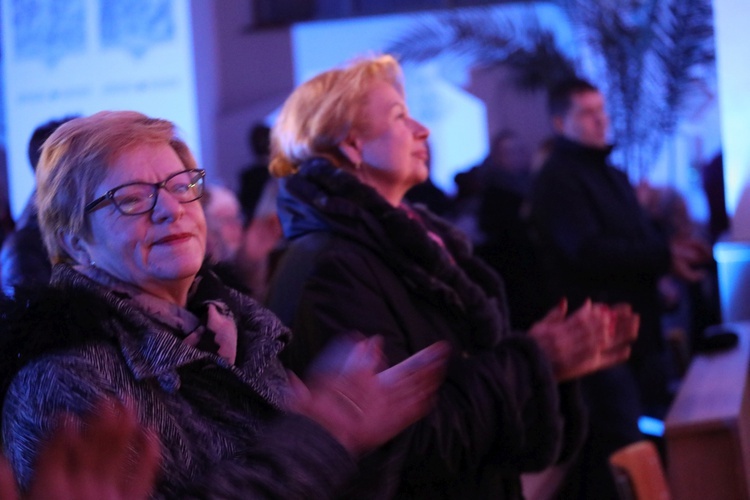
[0, 263, 355, 499]
[0, 195, 51, 295]
[266, 158, 584, 499]
[529, 136, 672, 363]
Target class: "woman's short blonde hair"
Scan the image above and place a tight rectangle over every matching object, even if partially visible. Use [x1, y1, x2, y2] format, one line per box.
[269, 54, 404, 177]
[36, 110, 197, 264]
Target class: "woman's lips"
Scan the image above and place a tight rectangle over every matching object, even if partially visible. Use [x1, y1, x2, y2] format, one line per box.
[153, 233, 192, 246]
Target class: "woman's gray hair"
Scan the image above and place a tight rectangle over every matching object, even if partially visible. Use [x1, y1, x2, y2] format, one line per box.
[36, 110, 197, 264]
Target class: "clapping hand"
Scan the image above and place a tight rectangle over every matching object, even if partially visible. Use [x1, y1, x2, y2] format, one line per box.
[0, 398, 160, 500]
[286, 336, 450, 456]
[528, 299, 639, 382]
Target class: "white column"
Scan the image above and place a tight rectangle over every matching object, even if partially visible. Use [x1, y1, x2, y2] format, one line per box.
[713, 0, 750, 321]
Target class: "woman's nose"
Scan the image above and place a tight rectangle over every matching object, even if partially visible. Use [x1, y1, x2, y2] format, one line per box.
[151, 189, 184, 222]
[410, 118, 429, 139]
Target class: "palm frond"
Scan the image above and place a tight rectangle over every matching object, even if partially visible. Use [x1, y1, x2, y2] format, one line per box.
[503, 30, 578, 90]
[387, 1, 715, 178]
[385, 7, 575, 91]
[386, 9, 520, 63]
[562, 0, 715, 178]
[652, 0, 715, 134]
[386, 15, 465, 62]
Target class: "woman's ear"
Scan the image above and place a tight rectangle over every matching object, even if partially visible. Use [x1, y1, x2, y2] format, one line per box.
[338, 133, 363, 167]
[57, 231, 91, 265]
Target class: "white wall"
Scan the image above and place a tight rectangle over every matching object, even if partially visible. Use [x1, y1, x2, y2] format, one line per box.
[714, 0, 750, 237]
[711, 0, 750, 321]
[190, 0, 219, 179]
[209, 0, 294, 190]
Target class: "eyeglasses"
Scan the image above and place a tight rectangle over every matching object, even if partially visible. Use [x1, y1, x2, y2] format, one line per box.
[84, 169, 206, 216]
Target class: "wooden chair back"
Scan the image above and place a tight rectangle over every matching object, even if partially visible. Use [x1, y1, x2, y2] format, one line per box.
[609, 440, 671, 500]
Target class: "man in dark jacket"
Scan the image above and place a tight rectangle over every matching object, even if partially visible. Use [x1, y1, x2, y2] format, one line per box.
[529, 78, 709, 498]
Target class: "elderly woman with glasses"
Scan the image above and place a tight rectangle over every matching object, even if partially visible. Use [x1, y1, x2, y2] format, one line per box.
[265, 55, 640, 498]
[0, 111, 448, 498]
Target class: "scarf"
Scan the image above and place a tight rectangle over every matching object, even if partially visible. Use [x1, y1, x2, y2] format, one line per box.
[76, 264, 238, 365]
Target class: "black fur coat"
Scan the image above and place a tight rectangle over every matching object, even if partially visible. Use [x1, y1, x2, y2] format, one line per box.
[266, 158, 585, 499]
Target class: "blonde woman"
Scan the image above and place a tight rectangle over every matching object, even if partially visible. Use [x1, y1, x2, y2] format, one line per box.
[266, 55, 638, 498]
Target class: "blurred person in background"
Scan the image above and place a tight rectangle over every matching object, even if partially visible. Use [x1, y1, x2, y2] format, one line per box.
[1, 116, 78, 296]
[203, 182, 283, 300]
[238, 122, 273, 223]
[530, 77, 711, 498]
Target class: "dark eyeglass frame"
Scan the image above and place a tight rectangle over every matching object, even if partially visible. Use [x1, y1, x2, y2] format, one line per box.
[84, 168, 206, 216]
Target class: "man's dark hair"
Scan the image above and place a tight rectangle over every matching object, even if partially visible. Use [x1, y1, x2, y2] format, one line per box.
[248, 123, 271, 158]
[27, 115, 79, 171]
[547, 78, 599, 118]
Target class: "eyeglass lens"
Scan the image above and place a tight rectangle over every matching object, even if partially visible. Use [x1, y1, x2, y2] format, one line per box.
[113, 170, 204, 215]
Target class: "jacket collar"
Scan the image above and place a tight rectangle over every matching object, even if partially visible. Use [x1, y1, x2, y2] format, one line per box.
[278, 157, 391, 239]
[554, 136, 614, 165]
[49, 264, 289, 406]
[278, 158, 511, 349]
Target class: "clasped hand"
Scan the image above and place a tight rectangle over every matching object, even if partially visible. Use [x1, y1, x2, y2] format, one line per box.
[670, 236, 712, 282]
[528, 299, 639, 382]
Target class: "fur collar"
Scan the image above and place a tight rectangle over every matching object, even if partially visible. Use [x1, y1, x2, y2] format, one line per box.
[0, 280, 115, 406]
[279, 158, 512, 349]
[0, 263, 290, 408]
